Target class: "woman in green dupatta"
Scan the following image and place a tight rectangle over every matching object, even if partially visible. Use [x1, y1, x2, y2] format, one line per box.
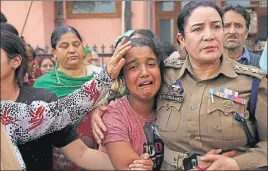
[33, 25, 102, 170]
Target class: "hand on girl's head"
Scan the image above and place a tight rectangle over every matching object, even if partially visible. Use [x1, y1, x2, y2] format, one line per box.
[106, 38, 132, 80]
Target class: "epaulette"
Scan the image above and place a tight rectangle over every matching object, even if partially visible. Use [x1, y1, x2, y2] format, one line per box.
[164, 59, 185, 69]
[232, 62, 266, 79]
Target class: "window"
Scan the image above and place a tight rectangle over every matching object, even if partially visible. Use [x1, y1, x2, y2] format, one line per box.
[159, 1, 174, 11]
[155, 1, 180, 44]
[66, 1, 121, 19]
[259, 1, 267, 8]
[225, 0, 251, 7]
[181, 0, 217, 9]
[159, 19, 174, 44]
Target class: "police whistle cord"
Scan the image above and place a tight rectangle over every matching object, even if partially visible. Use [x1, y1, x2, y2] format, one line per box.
[234, 113, 255, 147]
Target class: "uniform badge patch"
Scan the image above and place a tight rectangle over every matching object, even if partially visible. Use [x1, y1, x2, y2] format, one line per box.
[168, 80, 184, 94]
[160, 80, 184, 102]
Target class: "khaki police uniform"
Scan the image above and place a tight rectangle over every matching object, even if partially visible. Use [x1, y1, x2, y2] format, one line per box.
[157, 56, 267, 170]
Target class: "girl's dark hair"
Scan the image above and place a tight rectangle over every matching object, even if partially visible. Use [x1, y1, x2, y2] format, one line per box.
[115, 29, 159, 52]
[177, 1, 223, 37]
[119, 37, 165, 77]
[0, 31, 28, 85]
[114, 36, 129, 50]
[0, 23, 19, 36]
[51, 25, 82, 49]
[129, 29, 159, 41]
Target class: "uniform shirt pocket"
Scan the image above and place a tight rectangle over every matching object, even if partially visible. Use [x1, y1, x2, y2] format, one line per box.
[207, 96, 247, 140]
[156, 98, 183, 132]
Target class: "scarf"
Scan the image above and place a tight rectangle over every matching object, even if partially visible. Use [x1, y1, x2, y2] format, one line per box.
[33, 67, 95, 126]
[33, 67, 94, 98]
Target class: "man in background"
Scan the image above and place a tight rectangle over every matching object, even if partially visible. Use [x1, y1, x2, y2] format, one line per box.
[222, 4, 261, 67]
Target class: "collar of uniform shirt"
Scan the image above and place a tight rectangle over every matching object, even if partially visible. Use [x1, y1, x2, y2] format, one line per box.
[236, 47, 251, 64]
[176, 56, 238, 80]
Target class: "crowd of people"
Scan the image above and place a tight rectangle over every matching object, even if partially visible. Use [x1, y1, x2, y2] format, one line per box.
[1, 1, 267, 171]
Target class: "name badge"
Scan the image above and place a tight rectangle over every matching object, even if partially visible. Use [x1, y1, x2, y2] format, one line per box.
[160, 94, 184, 102]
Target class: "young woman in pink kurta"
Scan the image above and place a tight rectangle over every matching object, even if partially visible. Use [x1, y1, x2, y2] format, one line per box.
[100, 37, 165, 170]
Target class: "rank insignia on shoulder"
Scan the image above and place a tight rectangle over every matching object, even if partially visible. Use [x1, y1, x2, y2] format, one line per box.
[250, 68, 266, 75]
[176, 60, 184, 66]
[160, 80, 184, 102]
[234, 65, 266, 75]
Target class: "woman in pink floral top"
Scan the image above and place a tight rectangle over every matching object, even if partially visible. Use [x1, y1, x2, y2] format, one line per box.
[1, 30, 154, 171]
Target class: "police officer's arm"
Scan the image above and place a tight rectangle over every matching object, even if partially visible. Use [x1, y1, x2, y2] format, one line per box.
[232, 77, 267, 169]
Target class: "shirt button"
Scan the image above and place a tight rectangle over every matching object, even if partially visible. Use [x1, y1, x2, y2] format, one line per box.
[191, 105, 196, 110]
[190, 134, 195, 139]
[224, 108, 230, 113]
[166, 104, 170, 109]
[197, 82, 203, 87]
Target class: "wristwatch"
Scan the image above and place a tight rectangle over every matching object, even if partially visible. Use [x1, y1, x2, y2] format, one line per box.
[183, 152, 201, 171]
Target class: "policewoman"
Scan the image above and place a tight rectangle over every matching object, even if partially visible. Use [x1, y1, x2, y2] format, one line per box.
[158, 1, 267, 170]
